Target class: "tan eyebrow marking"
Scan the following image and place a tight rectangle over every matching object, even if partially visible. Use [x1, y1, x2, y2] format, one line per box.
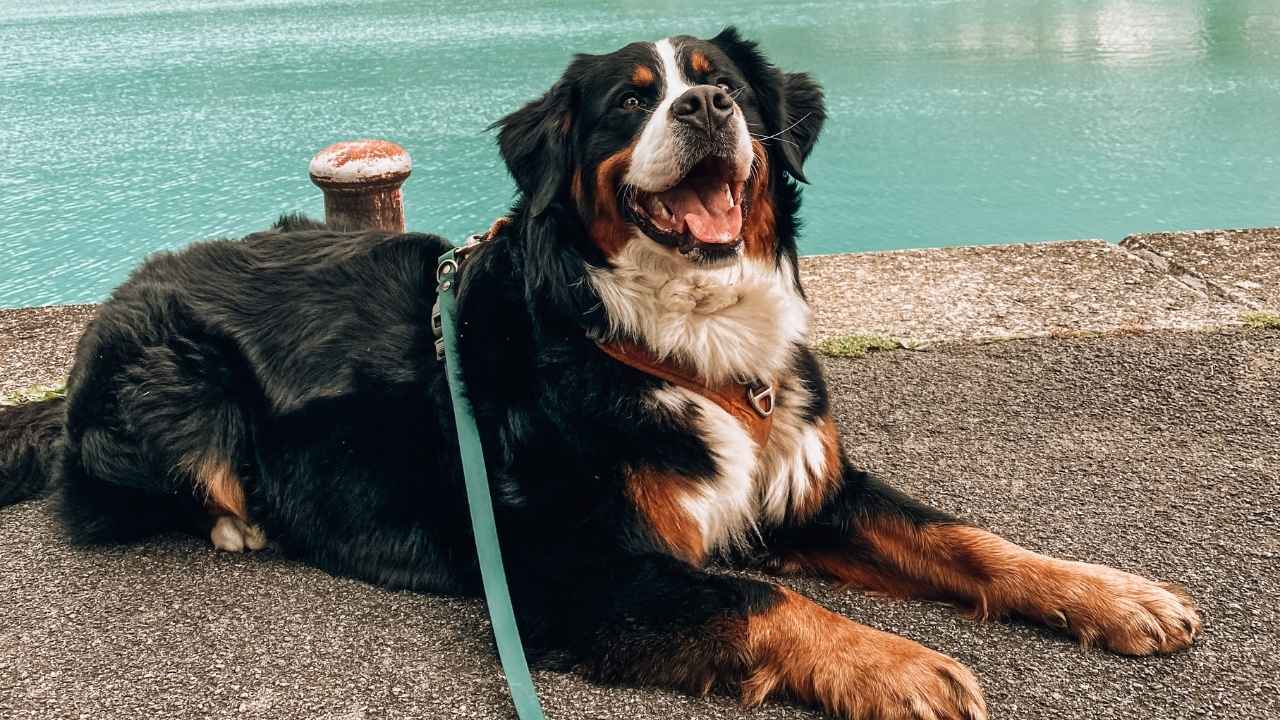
[632, 65, 655, 87]
[690, 51, 712, 74]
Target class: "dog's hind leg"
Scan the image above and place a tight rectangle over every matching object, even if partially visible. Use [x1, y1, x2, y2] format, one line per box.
[768, 465, 1202, 656]
[179, 449, 268, 552]
[61, 320, 267, 549]
[508, 548, 986, 720]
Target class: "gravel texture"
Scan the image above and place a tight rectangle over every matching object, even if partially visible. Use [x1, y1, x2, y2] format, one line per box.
[3, 327, 1277, 720]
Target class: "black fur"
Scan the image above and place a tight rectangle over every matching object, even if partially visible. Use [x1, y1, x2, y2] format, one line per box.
[0, 398, 65, 505]
[0, 26, 844, 690]
[0, 29, 1180, 718]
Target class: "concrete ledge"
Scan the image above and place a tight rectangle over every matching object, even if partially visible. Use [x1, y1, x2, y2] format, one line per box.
[3, 227, 1278, 396]
[800, 238, 1257, 345]
[0, 304, 95, 397]
[0, 301, 94, 394]
[1121, 228, 1280, 311]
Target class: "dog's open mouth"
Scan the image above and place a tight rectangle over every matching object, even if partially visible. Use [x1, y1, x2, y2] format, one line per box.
[625, 155, 748, 255]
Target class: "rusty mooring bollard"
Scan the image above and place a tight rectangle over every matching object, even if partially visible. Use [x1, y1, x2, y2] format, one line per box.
[309, 140, 412, 232]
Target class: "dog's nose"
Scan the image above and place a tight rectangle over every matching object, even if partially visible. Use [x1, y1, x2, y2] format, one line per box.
[670, 85, 734, 136]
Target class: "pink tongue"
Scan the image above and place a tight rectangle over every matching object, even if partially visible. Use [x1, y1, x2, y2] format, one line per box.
[658, 179, 742, 244]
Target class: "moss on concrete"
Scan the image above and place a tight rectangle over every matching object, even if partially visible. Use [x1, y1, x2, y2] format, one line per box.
[0, 384, 66, 407]
[1242, 311, 1280, 329]
[815, 334, 902, 359]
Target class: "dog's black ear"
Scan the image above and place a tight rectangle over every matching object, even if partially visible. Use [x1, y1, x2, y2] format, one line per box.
[711, 26, 826, 183]
[780, 71, 826, 178]
[492, 81, 574, 217]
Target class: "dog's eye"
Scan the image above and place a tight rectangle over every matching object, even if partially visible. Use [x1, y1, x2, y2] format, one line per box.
[620, 93, 642, 111]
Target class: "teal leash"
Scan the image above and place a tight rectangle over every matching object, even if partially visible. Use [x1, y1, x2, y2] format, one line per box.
[433, 236, 547, 720]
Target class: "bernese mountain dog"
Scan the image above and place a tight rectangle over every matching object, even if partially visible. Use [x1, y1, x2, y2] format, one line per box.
[0, 28, 1199, 720]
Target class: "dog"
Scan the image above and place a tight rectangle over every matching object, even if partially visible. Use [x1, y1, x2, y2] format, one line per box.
[0, 28, 1199, 720]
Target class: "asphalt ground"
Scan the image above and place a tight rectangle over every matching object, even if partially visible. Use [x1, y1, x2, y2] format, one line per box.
[2, 327, 1277, 719]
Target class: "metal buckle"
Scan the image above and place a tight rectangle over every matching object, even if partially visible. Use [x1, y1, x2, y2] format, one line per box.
[436, 258, 458, 284]
[747, 383, 774, 417]
[437, 232, 487, 285]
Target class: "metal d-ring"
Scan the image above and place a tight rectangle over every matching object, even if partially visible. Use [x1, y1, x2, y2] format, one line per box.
[747, 383, 775, 417]
[437, 258, 459, 283]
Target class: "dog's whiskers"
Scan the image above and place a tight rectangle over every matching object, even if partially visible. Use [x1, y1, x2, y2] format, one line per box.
[750, 112, 811, 146]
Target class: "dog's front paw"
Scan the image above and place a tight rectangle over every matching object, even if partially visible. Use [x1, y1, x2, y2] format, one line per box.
[1039, 562, 1201, 655]
[745, 589, 987, 720]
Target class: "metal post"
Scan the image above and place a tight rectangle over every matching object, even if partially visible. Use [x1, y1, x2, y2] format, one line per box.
[308, 140, 412, 232]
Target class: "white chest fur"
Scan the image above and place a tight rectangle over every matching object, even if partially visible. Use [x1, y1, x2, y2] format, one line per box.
[589, 238, 809, 386]
[653, 374, 835, 555]
[606, 243, 829, 555]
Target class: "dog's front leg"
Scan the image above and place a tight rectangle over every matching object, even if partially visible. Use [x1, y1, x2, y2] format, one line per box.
[508, 549, 986, 720]
[773, 469, 1202, 656]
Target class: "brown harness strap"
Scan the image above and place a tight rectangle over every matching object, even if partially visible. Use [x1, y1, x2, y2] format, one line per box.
[596, 339, 775, 448]
[456, 216, 776, 448]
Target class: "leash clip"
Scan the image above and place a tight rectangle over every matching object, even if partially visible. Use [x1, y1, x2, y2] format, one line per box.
[432, 229, 493, 362]
[433, 248, 460, 361]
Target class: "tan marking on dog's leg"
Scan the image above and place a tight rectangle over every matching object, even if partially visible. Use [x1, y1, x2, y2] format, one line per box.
[742, 588, 987, 720]
[866, 522, 1201, 655]
[181, 451, 247, 520]
[791, 519, 1202, 656]
[626, 469, 705, 565]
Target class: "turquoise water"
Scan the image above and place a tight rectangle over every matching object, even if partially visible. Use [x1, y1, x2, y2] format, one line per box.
[2, 1, 1278, 308]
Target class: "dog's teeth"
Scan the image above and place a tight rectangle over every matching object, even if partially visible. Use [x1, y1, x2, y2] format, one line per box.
[724, 184, 734, 208]
[654, 199, 673, 222]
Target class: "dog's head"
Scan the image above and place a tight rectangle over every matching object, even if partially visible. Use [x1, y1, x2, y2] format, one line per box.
[495, 28, 825, 267]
